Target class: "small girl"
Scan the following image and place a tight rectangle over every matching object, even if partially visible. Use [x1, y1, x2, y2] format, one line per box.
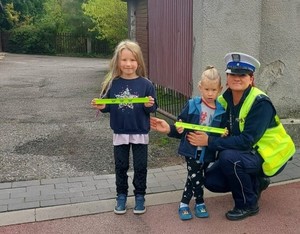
[150, 66, 226, 220]
[91, 40, 157, 215]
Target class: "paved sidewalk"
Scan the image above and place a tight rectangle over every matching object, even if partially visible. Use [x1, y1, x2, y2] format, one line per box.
[0, 150, 299, 227]
[1, 180, 300, 234]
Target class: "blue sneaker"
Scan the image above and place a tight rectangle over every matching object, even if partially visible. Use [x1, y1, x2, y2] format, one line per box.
[194, 203, 209, 218]
[114, 194, 127, 214]
[178, 206, 193, 220]
[133, 195, 146, 214]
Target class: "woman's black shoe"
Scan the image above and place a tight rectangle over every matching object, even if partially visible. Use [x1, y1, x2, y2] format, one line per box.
[226, 206, 259, 221]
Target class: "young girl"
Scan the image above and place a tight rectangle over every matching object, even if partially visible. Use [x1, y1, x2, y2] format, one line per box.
[151, 66, 226, 220]
[91, 40, 157, 215]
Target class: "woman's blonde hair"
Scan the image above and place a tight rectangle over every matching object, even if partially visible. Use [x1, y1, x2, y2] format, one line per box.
[198, 65, 221, 86]
[100, 40, 147, 97]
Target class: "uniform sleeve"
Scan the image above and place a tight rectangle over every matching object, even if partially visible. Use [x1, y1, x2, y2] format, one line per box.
[207, 99, 276, 151]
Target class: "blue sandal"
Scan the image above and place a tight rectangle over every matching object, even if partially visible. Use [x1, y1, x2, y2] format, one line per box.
[194, 203, 209, 218]
[178, 206, 193, 220]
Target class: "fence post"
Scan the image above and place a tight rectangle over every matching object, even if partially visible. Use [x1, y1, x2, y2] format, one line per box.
[86, 37, 91, 54]
[0, 31, 2, 52]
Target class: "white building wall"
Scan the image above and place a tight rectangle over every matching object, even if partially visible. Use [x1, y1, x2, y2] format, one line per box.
[192, 0, 300, 118]
[258, 0, 300, 118]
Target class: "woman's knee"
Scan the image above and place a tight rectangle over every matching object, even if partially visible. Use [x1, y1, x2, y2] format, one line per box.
[204, 175, 228, 193]
[204, 176, 217, 192]
[204, 162, 229, 193]
[218, 150, 237, 165]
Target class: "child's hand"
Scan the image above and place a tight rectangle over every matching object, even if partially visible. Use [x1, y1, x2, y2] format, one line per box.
[176, 119, 184, 134]
[221, 127, 229, 137]
[91, 98, 106, 110]
[150, 117, 171, 134]
[144, 96, 155, 107]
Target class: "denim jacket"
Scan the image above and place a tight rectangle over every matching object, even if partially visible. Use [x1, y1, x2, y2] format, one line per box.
[168, 96, 226, 163]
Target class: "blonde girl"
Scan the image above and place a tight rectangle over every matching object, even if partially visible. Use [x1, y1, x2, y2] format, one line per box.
[91, 40, 157, 215]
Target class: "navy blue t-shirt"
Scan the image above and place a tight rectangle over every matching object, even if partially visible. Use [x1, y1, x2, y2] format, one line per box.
[101, 77, 157, 134]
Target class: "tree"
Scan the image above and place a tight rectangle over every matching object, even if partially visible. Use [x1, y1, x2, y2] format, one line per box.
[40, 0, 64, 32]
[39, 0, 93, 34]
[82, 0, 127, 46]
[0, 0, 46, 30]
[62, 0, 93, 34]
[2, 2, 20, 29]
[0, 1, 3, 13]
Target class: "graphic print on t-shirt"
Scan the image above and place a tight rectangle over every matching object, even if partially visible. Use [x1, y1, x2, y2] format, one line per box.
[200, 112, 208, 124]
[115, 87, 138, 109]
[200, 103, 215, 126]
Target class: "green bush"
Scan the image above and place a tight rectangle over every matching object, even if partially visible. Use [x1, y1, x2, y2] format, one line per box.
[8, 25, 56, 54]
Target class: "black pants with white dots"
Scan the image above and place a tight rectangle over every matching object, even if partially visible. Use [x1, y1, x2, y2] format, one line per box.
[114, 144, 148, 196]
[181, 156, 208, 205]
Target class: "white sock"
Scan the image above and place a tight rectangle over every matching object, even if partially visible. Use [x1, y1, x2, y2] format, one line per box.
[196, 202, 204, 206]
[180, 202, 188, 208]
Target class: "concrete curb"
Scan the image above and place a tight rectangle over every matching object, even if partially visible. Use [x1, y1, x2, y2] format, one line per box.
[1, 179, 299, 227]
[0, 52, 5, 57]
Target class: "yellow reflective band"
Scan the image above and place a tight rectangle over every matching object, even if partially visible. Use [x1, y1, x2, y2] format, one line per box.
[175, 122, 226, 134]
[94, 97, 149, 104]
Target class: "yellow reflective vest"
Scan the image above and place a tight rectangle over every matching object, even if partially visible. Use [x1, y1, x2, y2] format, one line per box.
[218, 87, 295, 176]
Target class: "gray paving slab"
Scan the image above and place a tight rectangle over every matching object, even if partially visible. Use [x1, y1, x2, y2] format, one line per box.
[0, 149, 298, 218]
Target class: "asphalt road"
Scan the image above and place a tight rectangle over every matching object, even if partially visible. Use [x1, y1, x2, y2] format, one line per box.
[0, 53, 183, 182]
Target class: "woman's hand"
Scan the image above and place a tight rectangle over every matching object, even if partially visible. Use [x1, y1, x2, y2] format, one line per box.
[144, 96, 155, 107]
[150, 117, 171, 134]
[91, 98, 106, 110]
[187, 131, 209, 146]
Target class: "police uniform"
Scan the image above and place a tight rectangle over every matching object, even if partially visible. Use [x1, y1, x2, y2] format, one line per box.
[203, 52, 295, 221]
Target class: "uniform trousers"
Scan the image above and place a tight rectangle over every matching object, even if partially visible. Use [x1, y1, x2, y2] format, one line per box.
[204, 149, 264, 209]
[114, 144, 148, 196]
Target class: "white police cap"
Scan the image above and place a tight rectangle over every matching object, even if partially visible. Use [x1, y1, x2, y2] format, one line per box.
[224, 52, 260, 74]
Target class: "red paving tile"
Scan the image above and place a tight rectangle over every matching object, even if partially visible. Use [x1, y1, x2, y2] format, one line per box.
[0, 180, 299, 234]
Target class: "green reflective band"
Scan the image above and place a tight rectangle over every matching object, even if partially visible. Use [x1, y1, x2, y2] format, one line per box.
[94, 97, 149, 104]
[175, 122, 226, 134]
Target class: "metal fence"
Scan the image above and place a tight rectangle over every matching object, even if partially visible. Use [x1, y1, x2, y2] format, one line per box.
[0, 32, 112, 56]
[54, 33, 112, 56]
[155, 84, 189, 120]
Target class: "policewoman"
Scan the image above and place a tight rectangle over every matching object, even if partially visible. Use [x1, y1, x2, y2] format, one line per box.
[186, 52, 295, 221]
